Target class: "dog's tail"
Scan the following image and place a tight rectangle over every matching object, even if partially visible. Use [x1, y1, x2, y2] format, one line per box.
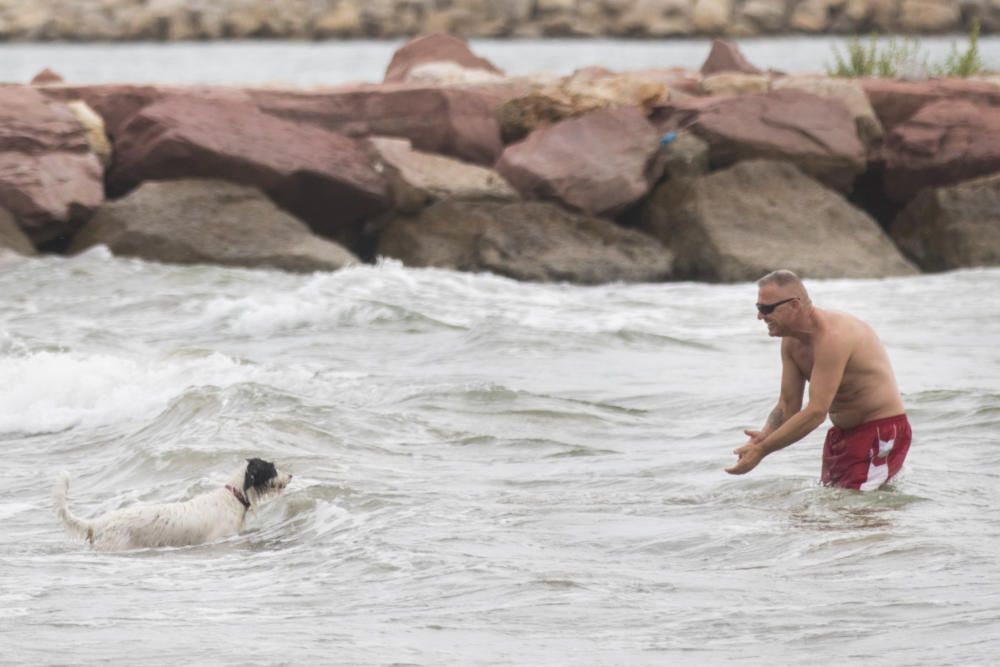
[54, 472, 93, 542]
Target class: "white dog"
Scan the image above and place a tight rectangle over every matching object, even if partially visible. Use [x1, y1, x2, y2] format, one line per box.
[54, 458, 292, 551]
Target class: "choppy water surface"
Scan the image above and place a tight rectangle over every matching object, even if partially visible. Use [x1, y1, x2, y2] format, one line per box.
[1, 250, 998, 666]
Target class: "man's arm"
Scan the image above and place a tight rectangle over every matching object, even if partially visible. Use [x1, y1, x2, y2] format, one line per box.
[727, 334, 849, 475]
[743, 340, 804, 444]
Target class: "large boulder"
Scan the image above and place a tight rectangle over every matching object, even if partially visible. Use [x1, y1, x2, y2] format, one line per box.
[700, 72, 771, 96]
[0, 206, 36, 256]
[377, 200, 673, 284]
[248, 84, 507, 166]
[41, 84, 251, 138]
[384, 32, 504, 83]
[890, 173, 1000, 271]
[651, 89, 866, 192]
[46, 83, 510, 169]
[496, 107, 663, 217]
[0, 86, 104, 245]
[772, 75, 884, 146]
[367, 136, 518, 213]
[68, 180, 358, 273]
[496, 69, 668, 143]
[641, 159, 918, 282]
[658, 131, 711, 182]
[30, 68, 64, 85]
[861, 79, 1000, 133]
[882, 100, 1000, 202]
[699, 38, 762, 76]
[106, 95, 389, 246]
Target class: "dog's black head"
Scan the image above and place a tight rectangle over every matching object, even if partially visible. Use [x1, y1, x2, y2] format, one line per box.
[243, 458, 278, 493]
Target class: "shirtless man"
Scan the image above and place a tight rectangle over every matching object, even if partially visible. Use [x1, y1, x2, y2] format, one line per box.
[726, 270, 911, 490]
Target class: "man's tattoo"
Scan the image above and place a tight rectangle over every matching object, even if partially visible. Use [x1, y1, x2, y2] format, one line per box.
[766, 407, 784, 432]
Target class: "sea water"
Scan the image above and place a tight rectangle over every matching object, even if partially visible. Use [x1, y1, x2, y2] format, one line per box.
[1, 248, 998, 666]
[0, 36, 998, 86]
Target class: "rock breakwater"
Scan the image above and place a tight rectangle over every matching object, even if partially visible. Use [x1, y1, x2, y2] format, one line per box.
[2, 33, 998, 282]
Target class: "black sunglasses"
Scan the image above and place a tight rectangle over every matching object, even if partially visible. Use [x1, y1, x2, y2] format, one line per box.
[756, 297, 797, 315]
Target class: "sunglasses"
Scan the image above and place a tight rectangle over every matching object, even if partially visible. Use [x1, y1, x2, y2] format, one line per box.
[756, 297, 797, 315]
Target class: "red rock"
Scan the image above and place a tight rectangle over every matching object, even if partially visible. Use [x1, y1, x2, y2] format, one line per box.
[42, 85, 251, 138]
[384, 32, 503, 83]
[249, 84, 507, 166]
[700, 39, 763, 76]
[30, 68, 65, 85]
[652, 89, 865, 192]
[496, 106, 663, 217]
[107, 95, 389, 246]
[0, 86, 103, 244]
[883, 99, 1000, 202]
[45, 83, 509, 168]
[861, 78, 1000, 133]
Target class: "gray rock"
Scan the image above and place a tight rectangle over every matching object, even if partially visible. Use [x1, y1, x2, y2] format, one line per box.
[69, 179, 358, 273]
[367, 136, 518, 213]
[890, 172, 1000, 271]
[0, 206, 37, 256]
[642, 159, 919, 282]
[658, 131, 710, 182]
[377, 200, 673, 284]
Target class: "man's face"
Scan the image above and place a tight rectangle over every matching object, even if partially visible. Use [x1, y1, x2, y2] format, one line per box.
[756, 286, 796, 337]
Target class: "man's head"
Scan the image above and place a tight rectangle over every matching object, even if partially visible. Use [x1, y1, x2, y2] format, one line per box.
[756, 270, 811, 336]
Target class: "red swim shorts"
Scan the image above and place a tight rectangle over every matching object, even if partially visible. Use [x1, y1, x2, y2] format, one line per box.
[821, 414, 912, 490]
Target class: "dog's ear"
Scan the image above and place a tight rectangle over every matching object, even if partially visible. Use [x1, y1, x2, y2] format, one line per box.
[244, 458, 278, 492]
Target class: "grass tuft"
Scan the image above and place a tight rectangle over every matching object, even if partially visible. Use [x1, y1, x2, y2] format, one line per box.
[827, 20, 984, 78]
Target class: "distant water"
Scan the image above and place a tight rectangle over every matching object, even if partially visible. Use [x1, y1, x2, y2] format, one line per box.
[0, 36, 998, 85]
[1, 248, 998, 666]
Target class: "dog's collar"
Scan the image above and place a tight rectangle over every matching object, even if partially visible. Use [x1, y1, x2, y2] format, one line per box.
[226, 485, 251, 510]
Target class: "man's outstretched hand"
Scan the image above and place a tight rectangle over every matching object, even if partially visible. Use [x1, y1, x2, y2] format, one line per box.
[726, 440, 766, 475]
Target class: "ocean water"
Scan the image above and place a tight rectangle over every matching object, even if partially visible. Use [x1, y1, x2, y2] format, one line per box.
[1, 247, 998, 666]
[0, 35, 998, 86]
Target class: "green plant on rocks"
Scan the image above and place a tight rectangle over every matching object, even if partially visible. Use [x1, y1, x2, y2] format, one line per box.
[827, 19, 984, 78]
[932, 18, 983, 77]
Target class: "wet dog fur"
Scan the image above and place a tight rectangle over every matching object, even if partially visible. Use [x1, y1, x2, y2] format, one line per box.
[54, 458, 292, 551]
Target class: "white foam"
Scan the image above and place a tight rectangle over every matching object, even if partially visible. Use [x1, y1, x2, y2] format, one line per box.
[0, 350, 253, 435]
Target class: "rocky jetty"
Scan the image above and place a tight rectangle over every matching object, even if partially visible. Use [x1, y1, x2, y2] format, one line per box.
[0, 0, 993, 40]
[2, 33, 998, 282]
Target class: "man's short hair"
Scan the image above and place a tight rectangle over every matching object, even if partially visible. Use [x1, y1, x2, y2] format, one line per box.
[757, 270, 802, 288]
[758, 270, 811, 305]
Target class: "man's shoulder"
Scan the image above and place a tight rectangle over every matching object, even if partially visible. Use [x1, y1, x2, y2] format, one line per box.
[814, 308, 867, 351]
[818, 308, 868, 335]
